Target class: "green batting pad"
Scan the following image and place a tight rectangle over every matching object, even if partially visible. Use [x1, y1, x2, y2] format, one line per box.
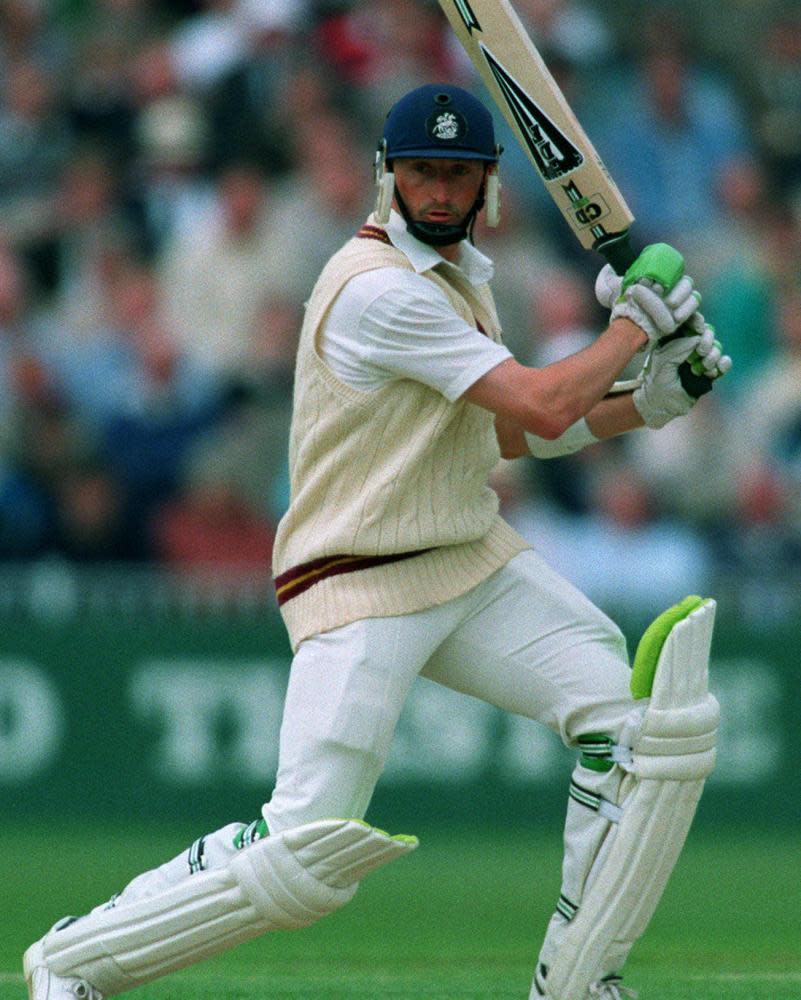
[621, 243, 685, 295]
[630, 595, 707, 699]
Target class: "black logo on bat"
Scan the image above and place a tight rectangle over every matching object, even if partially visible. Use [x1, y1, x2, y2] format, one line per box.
[481, 45, 584, 181]
[452, 0, 481, 34]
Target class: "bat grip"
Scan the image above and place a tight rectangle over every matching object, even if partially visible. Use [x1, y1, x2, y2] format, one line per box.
[596, 231, 713, 400]
[596, 230, 637, 276]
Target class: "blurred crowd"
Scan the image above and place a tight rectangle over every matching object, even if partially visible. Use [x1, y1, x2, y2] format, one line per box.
[0, 0, 800, 604]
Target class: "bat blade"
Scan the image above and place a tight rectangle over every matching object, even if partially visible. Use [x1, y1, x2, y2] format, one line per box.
[439, 1, 715, 400]
[439, 0, 633, 254]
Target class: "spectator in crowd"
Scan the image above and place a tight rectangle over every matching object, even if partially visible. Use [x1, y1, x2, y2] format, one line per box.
[171, 291, 301, 536]
[0, 244, 32, 452]
[47, 148, 132, 334]
[470, 180, 561, 359]
[63, 24, 138, 168]
[732, 285, 801, 569]
[205, 0, 307, 175]
[0, 0, 67, 69]
[158, 161, 299, 376]
[0, 247, 108, 563]
[681, 156, 780, 399]
[753, 15, 801, 200]
[0, 56, 74, 252]
[263, 111, 374, 298]
[314, 0, 456, 136]
[49, 459, 131, 563]
[167, 0, 248, 94]
[151, 454, 275, 588]
[0, 0, 794, 590]
[128, 91, 217, 256]
[0, 245, 58, 557]
[514, 0, 613, 68]
[39, 259, 222, 557]
[598, 13, 751, 247]
[503, 447, 714, 616]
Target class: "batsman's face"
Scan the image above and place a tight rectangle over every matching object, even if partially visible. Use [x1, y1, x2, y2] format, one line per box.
[393, 158, 486, 227]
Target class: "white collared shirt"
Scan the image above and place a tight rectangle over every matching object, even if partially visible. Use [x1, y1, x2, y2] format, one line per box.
[319, 210, 512, 400]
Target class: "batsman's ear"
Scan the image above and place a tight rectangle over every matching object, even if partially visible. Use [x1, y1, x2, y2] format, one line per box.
[374, 139, 394, 225]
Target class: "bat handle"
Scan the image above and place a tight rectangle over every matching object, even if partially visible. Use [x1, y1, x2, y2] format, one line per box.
[596, 230, 637, 276]
[596, 230, 713, 400]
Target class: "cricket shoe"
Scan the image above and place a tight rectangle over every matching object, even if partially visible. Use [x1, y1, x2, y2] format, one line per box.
[24, 939, 103, 1000]
[532, 965, 636, 999]
[588, 975, 638, 999]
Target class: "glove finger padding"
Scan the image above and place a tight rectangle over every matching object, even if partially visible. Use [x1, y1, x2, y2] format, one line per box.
[687, 322, 732, 379]
[626, 282, 680, 335]
[697, 345, 722, 372]
[671, 293, 702, 327]
[694, 325, 715, 356]
[664, 275, 701, 313]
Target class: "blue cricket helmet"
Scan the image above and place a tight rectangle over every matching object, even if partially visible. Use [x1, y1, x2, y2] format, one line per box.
[382, 83, 499, 162]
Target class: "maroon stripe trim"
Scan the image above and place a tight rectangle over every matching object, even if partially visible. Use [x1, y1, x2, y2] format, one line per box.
[275, 549, 432, 607]
[356, 225, 392, 245]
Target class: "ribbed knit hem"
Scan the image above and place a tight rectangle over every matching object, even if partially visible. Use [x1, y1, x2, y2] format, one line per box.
[279, 517, 530, 651]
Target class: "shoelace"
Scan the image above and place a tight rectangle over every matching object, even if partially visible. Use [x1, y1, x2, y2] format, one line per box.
[588, 976, 638, 999]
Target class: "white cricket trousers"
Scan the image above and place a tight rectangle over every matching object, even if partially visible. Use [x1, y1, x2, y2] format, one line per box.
[264, 549, 634, 834]
[63, 549, 634, 989]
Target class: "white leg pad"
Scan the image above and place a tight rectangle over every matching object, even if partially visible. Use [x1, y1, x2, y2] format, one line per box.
[538, 600, 719, 1000]
[32, 819, 417, 997]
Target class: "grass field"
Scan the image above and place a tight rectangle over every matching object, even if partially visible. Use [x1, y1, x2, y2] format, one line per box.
[3, 822, 800, 1000]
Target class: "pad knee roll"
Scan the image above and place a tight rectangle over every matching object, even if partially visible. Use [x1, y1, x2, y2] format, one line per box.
[630, 596, 719, 781]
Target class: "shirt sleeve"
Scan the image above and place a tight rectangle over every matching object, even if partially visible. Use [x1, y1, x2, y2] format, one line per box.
[322, 267, 512, 401]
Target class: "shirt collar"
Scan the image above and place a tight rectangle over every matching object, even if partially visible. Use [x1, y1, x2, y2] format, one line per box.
[384, 209, 494, 286]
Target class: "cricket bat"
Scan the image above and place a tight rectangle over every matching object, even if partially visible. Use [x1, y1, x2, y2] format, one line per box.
[438, 0, 711, 395]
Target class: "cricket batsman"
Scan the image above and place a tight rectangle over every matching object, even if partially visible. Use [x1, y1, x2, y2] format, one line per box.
[25, 85, 728, 1000]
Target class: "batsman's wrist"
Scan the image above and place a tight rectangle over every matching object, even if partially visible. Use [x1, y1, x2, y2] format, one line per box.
[609, 315, 649, 351]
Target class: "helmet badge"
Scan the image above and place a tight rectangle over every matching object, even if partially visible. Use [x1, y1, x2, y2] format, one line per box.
[426, 108, 468, 143]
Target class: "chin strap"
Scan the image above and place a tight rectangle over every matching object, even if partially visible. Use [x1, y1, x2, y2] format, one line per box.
[372, 142, 501, 245]
[393, 186, 478, 247]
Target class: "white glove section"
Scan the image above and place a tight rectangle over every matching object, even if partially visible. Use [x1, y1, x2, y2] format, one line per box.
[632, 316, 731, 428]
[632, 335, 698, 428]
[595, 263, 701, 346]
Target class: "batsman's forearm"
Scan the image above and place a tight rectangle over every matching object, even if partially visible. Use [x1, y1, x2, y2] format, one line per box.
[466, 318, 646, 441]
[531, 316, 648, 435]
[585, 390, 644, 439]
